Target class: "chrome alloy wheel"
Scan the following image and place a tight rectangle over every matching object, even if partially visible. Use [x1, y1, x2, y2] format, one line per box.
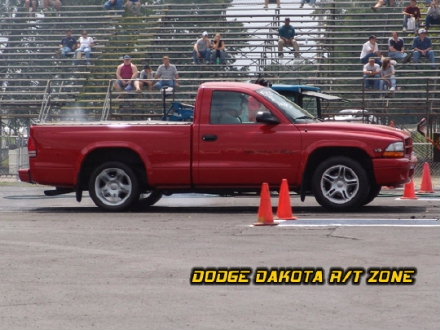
[320, 164, 360, 204]
[94, 167, 133, 206]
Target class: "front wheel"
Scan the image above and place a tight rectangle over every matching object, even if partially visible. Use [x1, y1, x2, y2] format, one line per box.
[138, 190, 163, 206]
[312, 156, 370, 211]
[89, 161, 140, 211]
[363, 184, 381, 206]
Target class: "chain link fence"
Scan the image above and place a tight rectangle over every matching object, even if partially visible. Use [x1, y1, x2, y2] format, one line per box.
[0, 135, 28, 177]
[413, 142, 440, 186]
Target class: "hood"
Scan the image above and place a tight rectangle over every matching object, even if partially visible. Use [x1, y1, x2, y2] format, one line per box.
[300, 121, 409, 140]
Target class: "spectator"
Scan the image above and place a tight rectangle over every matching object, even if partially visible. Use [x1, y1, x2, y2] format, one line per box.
[75, 30, 95, 65]
[193, 31, 211, 64]
[135, 65, 154, 92]
[412, 28, 436, 68]
[24, 0, 38, 15]
[154, 56, 179, 90]
[388, 31, 409, 62]
[211, 33, 227, 65]
[126, 0, 142, 15]
[360, 35, 382, 65]
[379, 58, 397, 92]
[264, 0, 281, 8]
[43, 0, 62, 12]
[300, 0, 316, 8]
[403, 0, 421, 32]
[114, 55, 139, 92]
[278, 18, 300, 58]
[371, 0, 395, 11]
[104, 0, 124, 10]
[425, 0, 440, 30]
[59, 29, 77, 57]
[363, 57, 381, 89]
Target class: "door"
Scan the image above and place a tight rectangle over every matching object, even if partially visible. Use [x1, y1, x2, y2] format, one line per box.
[193, 90, 303, 187]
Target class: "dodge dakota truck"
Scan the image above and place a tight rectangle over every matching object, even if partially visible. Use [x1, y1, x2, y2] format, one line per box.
[19, 82, 416, 211]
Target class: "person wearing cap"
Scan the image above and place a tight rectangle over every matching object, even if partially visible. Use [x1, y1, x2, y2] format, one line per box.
[412, 29, 435, 67]
[402, 0, 421, 32]
[363, 57, 381, 89]
[360, 35, 382, 65]
[114, 55, 139, 92]
[278, 18, 300, 58]
[75, 30, 95, 65]
[193, 31, 211, 64]
[135, 64, 154, 92]
[154, 56, 179, 90]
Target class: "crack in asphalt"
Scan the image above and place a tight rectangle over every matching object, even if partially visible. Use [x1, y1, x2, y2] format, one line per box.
[327, 228, 360, 240]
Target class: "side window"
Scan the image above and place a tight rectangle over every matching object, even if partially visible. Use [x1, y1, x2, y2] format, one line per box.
[210, 91, 272, 124]
[301, 96, 318, 118]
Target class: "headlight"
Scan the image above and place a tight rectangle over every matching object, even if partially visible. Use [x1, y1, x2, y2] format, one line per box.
[383, 141, 405, 158]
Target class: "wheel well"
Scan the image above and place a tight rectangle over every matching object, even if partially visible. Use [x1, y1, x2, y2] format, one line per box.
[302, 147, 375, 193]
[79, 148, 147, 190]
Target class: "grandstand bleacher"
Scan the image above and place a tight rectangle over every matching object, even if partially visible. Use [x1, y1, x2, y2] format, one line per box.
[0, 0, 439, 129]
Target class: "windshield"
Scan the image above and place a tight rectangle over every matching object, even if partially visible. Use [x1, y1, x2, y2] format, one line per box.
[257, 87, 316, 122]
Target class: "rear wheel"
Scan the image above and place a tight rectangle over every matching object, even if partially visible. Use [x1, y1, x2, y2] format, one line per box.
[89, 161, 140, 211]
[312, 156, 370, 211]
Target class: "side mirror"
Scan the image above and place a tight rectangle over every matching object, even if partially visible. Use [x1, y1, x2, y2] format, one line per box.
[256, 111, 280, 125]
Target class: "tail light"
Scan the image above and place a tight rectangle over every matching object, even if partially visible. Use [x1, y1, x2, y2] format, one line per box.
[28, 136, 37, 158]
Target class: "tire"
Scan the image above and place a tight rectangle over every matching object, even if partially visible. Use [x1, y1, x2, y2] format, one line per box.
[138, 190, 163, 206]
[89, 161, 140, 211]
[312, 156, 370, 211]
[363, 184, 381, 206]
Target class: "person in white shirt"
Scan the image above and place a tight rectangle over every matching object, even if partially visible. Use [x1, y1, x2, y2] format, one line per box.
[363, 57, 381, 89]
[360, 35, 382, 65]
[75, 30, 95, 65]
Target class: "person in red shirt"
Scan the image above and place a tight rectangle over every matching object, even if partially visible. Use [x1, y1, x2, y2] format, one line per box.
[403, 0, 421, 32]
[24, 0, 38, 16]
[43, 0, 62, 12]
[114, 55, 139, 92]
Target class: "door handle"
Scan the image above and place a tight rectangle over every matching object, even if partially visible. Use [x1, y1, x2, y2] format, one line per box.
[202, 134, 218, 142]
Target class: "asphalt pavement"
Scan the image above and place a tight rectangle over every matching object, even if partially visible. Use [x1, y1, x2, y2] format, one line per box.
[0, 183, 439, 330]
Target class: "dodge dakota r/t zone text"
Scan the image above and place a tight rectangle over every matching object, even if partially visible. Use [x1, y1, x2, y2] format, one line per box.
[19, 82, 416, 211]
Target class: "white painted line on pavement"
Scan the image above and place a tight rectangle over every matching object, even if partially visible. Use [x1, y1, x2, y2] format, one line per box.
[275, 218, 440, 227]
[395, 198, 440, 201]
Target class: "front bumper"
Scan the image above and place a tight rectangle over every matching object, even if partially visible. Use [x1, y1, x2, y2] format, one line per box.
[373, 154, 417, 186]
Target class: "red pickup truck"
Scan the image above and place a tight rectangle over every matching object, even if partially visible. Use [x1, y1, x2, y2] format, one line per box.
[19, 82, 416, 211]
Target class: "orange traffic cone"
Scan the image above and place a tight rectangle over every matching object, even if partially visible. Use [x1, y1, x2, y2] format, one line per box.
[254, 182, 277, 226]
[401, 179, 418, 199]
[418, 162, 434, 193]
[277, 179, 297, 220]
